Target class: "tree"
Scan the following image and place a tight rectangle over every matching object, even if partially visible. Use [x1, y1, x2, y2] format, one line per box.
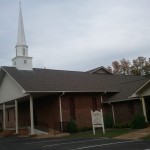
[131, 57, 149, 76]
[108, 56, 150, 77]
[112, 61, 120, 74]
[120, 58, 130, 75]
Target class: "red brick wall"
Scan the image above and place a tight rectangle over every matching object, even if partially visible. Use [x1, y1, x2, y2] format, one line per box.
[61, 93, 102, 128]
[34, 95, 60, 129]
[6, 108, 15, 128]
[0, 108, 15, 128]
[113, 100, 142, 123]
[0, 110, 2, 125]
[18, 101, 30, 127]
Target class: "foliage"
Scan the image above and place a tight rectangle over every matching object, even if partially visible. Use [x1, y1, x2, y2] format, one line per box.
[0, 128, 2, 132]
[107, 56, 150, 77]
[113, 122, 131, 128]
[67, 119, 77, 133]
[131, 114, 147, 129]
[0, 121, 2, 132]
[78, 127, 92, 132]
[104, 115, 114, 128]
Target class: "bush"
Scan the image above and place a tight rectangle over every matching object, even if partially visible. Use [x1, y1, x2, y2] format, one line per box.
[104, 115, 114, 128]
[78, 127, 92, 132]
[131, 114, 147, 129]
[67, 119, 77, 133]
[0, 121, 2, 132]
[113, 122, 131, 128]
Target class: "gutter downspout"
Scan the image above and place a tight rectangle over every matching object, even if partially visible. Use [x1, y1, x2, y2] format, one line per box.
[101, 91, 107, 103]
[59, 92, 65, 131]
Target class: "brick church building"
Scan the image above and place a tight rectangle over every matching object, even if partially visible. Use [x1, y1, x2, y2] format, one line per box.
[0, 3, 150, 135]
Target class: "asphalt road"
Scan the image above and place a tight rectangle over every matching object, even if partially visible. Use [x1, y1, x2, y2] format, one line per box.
[0, 136, 150, 150]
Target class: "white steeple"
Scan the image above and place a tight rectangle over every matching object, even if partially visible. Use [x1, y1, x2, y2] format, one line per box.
[12, 2, 33, 70]
[16, 2, 27, 48]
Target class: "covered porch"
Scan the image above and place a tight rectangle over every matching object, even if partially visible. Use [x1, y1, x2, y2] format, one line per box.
[0, 92, 64, 136]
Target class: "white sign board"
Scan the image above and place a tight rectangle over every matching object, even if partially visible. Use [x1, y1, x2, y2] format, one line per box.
[91, 109, 105, 134]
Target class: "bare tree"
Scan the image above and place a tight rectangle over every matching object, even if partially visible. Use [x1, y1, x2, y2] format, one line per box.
[108, 56, 150, 77]
[112, 61, 120, 74]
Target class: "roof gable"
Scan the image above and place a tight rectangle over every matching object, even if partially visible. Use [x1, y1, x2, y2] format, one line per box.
[130, 79, 150, 97]
[0, 73, 27, 103]
[87, 66, 112, 75]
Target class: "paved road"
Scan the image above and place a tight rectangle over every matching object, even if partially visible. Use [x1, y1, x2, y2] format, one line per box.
[0, 136, 150, 150]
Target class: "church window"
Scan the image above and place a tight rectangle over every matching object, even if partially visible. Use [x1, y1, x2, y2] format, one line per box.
[14, 62, 16, 65]
[92, 97, 97, 111]
[69, 98, 76, 120]
[24, 60, 27, 64]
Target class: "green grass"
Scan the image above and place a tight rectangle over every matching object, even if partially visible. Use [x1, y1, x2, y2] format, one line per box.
[141, 135, 150, 140]
[69, 128, 134, 138]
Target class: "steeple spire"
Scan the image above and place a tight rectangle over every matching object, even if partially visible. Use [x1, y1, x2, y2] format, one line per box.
[16, 1, 27, 46]
[12, 2, 33, 70]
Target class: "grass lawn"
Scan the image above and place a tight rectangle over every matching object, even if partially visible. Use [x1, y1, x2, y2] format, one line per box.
[141, 135, 150, 140]
[69, 128, 135, 138]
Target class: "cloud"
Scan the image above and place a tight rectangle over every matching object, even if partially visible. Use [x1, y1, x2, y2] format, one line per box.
[0, 0, 150, 71]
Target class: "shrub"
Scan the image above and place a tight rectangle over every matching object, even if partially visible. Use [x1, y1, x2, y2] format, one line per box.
[131, 114, 147, 129]
[104, 115, 114, 128]
[67, 119, 77, 133]
[78, 127, 92, 132]
[113, 122, 131, 128]
[0, 121, 2, 132]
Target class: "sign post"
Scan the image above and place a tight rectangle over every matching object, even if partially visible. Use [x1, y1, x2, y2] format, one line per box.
[91, 109, 105, 134]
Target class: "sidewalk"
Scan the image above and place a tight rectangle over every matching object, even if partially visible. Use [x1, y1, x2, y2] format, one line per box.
[114, 126, 150, 140]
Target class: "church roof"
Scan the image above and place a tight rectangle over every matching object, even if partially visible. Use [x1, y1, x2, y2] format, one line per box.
[1, 66, 148, 103]
[1, 66, 119, 93]
[87, 66, 112, 75]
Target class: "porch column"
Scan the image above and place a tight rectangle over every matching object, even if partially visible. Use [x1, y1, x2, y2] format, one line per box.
[59, 96, 63, 131]
[3, 103, 6, 130]
[141, 96, 148, 122]
[59, 96, 63, 123]
[15, 100, 18, 134]
[111, 104, 116, 124]
[59, 92, 65, 132]
[30, 95, 34, 135]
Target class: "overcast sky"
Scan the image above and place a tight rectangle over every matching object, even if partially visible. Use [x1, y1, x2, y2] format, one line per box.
[0, 0, 150, 71]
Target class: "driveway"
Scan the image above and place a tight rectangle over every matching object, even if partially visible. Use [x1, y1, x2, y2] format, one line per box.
[0, 137, 150, 150]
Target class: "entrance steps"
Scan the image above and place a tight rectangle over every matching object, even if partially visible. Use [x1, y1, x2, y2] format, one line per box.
[0, 127, 70, 138]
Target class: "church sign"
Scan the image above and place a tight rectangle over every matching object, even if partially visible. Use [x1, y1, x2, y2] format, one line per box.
[91, 109, 105, 134]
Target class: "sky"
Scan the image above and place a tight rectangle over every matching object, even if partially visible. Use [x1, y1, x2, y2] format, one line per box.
[0, 0, 150, 71]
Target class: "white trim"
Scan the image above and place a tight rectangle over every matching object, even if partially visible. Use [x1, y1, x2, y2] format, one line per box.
[130, 79, 150, 98]
[0, 94, 29, 105]
[1, 67, 26, 93]
[26, 90, 119, 93]
[103, 97, 140, 104]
